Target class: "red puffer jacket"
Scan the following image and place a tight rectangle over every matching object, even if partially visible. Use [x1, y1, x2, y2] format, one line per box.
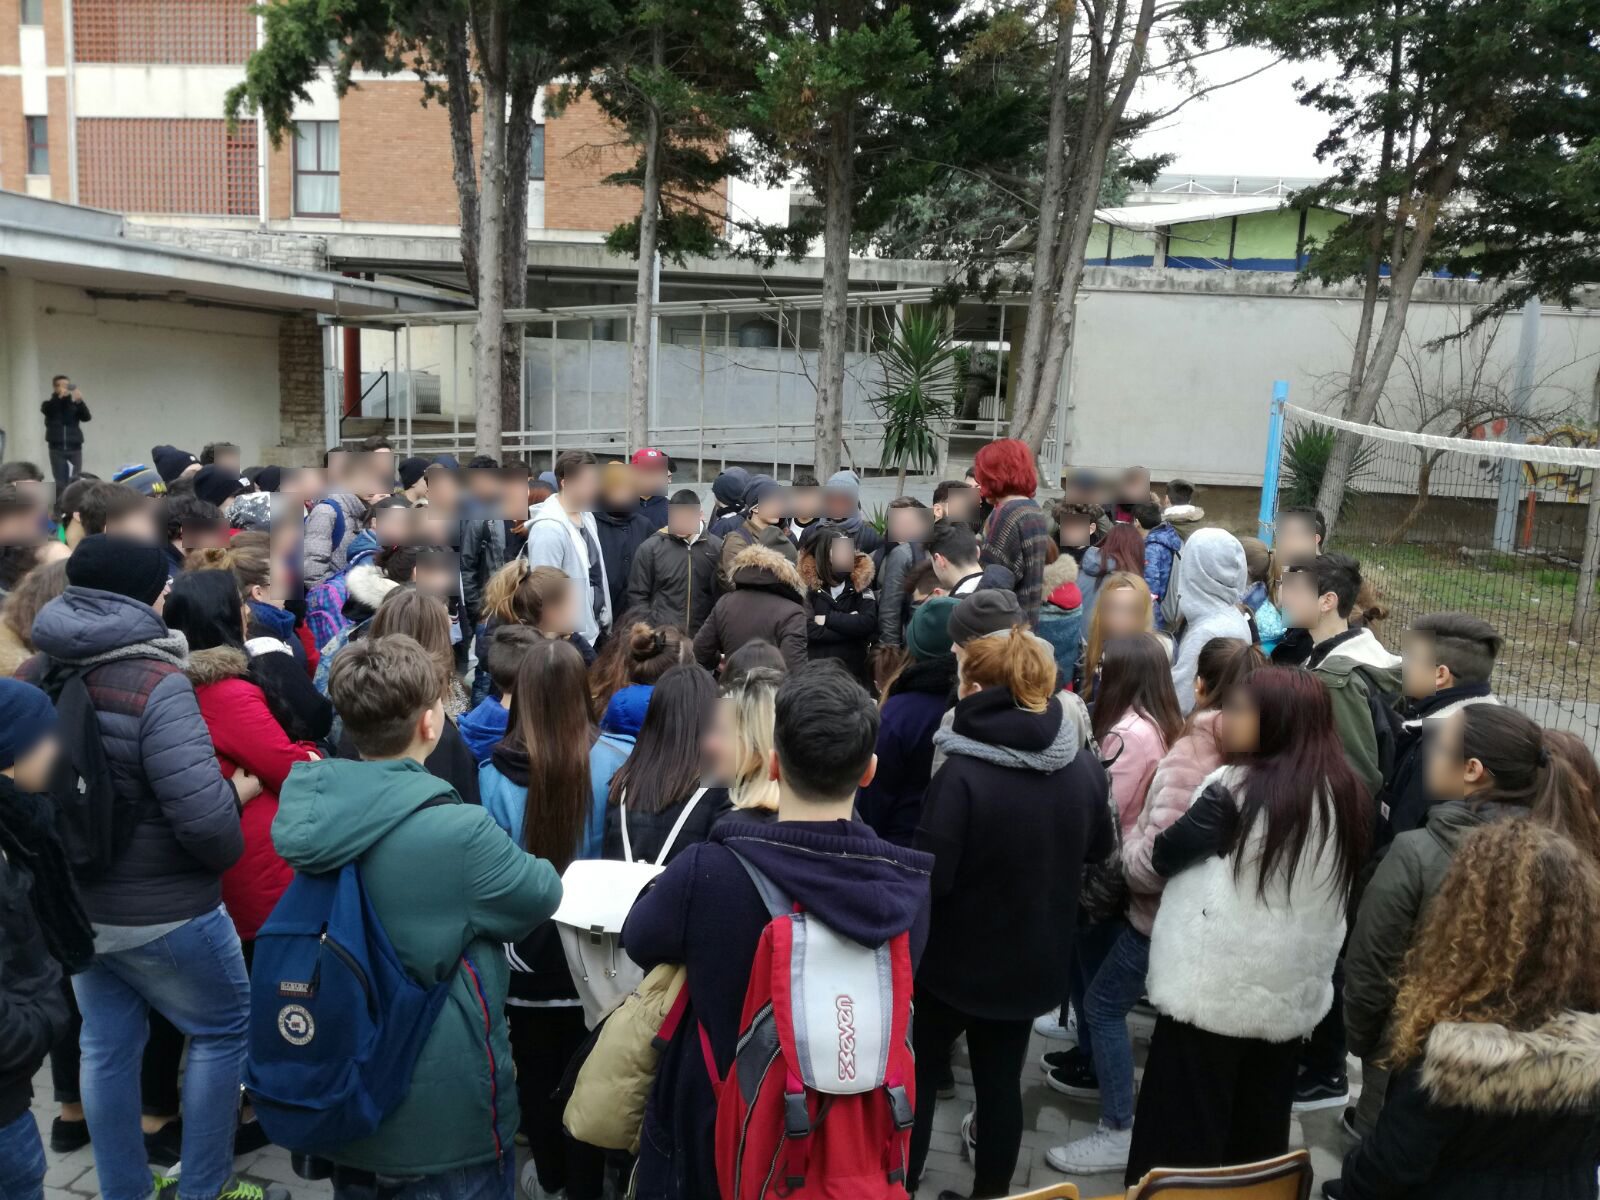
[185, 646, 318, 940]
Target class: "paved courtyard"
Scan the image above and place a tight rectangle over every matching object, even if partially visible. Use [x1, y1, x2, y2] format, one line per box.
[30, 1013, 1352, 1200]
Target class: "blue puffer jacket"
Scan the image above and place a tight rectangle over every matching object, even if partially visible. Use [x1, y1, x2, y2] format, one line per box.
[1144, 523, 1185, 628]
[22, 587, 243, 926]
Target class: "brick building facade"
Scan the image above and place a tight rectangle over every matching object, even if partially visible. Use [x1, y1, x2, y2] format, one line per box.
[0, 0, 714, 244]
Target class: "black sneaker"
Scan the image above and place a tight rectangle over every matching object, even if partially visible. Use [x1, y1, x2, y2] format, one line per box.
[1039, 1046, 1089, 1075]
[1045, 1056, 1100, 1099]
[145, 1121, 183, 1170]
[1291, 1071, 1350, 1112]
[1321, 1180, 1345, 1200]
[935, 1059, 957, 1100]
[50, 1117, 90, 1153]
[1338, 1106, 1361, 1141]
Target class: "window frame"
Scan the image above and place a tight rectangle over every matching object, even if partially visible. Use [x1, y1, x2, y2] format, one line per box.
[19, 0, 42, 26]
[291, 120, 340, 218]
[24, 116, 48, 177]
[528, 122, 545, 182]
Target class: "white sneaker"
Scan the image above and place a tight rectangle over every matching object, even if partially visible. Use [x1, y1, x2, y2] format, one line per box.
[959, 1108, 977, 1162]
[1033, 1008, 1079, 1044]
[1045, 1123, 1133, 1175]
[519, 1159, 566, 1200]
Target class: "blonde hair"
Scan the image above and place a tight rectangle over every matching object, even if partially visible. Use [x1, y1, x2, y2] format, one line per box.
[957, 627, 1057, 712]
[1239, 536, 1278, 605]
[185, 531, 271, 598]
[1, 560, 67, 651]
[1083, 571, 1153, 701]
[1386, 822, 1600, 1067]
[726, 668, 782, 812]
[482, 559, 572, 627]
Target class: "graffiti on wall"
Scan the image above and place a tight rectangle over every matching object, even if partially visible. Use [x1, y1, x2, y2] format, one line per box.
[1521, 426, 1598, 501]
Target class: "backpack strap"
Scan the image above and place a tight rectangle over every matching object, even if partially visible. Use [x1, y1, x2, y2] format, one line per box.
[652, 786, 709, 867]
[725, 845, 794, 918]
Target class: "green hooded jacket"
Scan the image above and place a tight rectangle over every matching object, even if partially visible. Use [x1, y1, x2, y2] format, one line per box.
[1311, 627, 1403, 797]
[272, 757, 562, 1176]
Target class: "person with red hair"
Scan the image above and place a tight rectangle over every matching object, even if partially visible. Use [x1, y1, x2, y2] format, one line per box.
[972, 439, 1050, 626]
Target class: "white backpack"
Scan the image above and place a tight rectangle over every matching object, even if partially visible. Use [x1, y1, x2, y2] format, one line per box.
[552, 787, 708, 1028]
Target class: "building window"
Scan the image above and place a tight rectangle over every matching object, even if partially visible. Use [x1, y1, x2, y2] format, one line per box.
[528, 123, 545, 181]
[25, 117, 48, 176]
[293, 121, 339, 217]
[19, 0, 42, 25]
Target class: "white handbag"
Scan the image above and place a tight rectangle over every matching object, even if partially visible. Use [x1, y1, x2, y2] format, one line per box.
[552, 787, 708, 1028]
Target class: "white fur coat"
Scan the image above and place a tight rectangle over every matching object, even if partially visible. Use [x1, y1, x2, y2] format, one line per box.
[1145, 766, 1349, 1043]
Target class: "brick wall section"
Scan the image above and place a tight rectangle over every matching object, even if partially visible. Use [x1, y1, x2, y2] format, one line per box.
[46, 78, 68, 199]
[79, 119, 258, 215]
[0, 80, 21, 191]
[0, 1, 18, 67]
[42, 0, 63, 65]
[543, 91, 639, 234]
[126, 224, 330, 271]
[268, 137, 291, 220]
[277, 314, 325, 453]
[339, 80, 479, 225]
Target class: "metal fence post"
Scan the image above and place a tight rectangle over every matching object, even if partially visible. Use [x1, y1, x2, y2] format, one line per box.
[1258, 380, 1289, 545]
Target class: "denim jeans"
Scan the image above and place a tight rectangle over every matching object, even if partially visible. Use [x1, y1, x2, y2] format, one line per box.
[0, 1110, 46, 1200]
[1083, 925, 1152, 1129]
[1067, 920, 1123, 1067]
[334, 1157, 514, 1200]
[73, 907, 250, 1200]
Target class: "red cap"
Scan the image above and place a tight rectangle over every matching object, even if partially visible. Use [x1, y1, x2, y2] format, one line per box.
[630, 447, 668, 467]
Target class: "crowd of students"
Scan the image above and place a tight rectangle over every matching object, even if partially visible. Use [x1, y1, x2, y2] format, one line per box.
[0, 431, 1596, 1200]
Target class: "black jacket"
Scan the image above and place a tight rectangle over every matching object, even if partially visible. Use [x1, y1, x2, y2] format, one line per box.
[1383, 687, 1497, 843]
[41, 394, 91, 451]
[626, 529, 722, 635]
[0, 781, 71, 1125]
[1341, 1011, 1600, 1200]
[593, 508, 657, 623]
[915, 687, 1114, 1019]
[459, 508, 508, 623]
[335, 717, 480, 807]
[799, 547, 879, 684]
[602, 785, 733, 866]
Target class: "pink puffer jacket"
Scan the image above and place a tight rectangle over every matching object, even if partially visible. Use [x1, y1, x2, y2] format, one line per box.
[1105, 709, 1170, 838]
[1122, 709, 1224, 935]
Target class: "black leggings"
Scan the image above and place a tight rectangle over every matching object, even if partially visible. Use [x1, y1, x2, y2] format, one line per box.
[1125, 1014, 1300, 1186]
[507, 1005, 604, 1200]
[908, 991, 1032, 1200]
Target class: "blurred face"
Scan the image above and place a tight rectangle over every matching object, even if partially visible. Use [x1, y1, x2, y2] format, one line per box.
[1220, 688, 1261, 754]
[754, 491, 787, 525]
[255, 555, 290, 608]
[823, 489, 854, 521]
[1278, 568, 1326, 630]
[105, 502, 158, 544]
[425, 470, 459, 511]
[11, 479, 49, 505]
[1060, 514, 1095, 549]
[1402, 631, 1447, 701]
[562, 464, 600, 509]
[667, 503, 701, 539]
[1119, 470, 1150, 503]
[213, 448, 242, 474]
[602, 469, 638, 512]
[828, 537, 856, 578]
[183, 522, 227, 552]
[938, 487, 978, 526]
[541, 583, 580, 636]
[10, 731, 59, 793]
[414, 559, 455, 599]
[1424, 709, 1484, 800]
[467, 468, 501, 505]
[52, 377, 70, 397]
[711, 698, 740, 784]
[1276, 516, 1320, 563]
[372, 506, 413, 547]
[636, 464, 670, 499]
[700, 704, 729, 782]
[790, 486, 821, 522]
[886, 508, 928, 546]
[1098, 584, 1148, 638]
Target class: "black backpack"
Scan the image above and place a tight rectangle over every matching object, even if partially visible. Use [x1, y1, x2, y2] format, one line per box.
[38, 662, 131, 880]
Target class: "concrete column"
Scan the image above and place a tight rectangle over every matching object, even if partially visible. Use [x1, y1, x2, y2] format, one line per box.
[2, 276, 45, 467]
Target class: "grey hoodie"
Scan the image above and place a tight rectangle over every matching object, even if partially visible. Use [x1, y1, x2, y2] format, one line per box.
[523, 493, 611, 644]
[1170, 527, 1251, 714]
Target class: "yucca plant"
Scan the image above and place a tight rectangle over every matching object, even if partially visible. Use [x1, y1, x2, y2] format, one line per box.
[871, 311, 959, 496]
[1280, 422, 1377, 519]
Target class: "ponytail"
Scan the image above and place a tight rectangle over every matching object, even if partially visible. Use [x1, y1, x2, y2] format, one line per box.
[958, 628, 1056, 713]
[1536, 729, 1600, 864]
[1461, 706, 1600, 864]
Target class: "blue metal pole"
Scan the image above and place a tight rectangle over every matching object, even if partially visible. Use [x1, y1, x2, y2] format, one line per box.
[1258, 380, 1289, 546]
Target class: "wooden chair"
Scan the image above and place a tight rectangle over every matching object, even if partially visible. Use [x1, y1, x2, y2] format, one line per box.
[1008, 1185, 1081, 1200]
[1107, 1150, 1314, 1200]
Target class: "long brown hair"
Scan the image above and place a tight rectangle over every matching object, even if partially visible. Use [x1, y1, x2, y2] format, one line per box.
[609, 663, 717, 815]
[507, 638, 594, 871]
[588, 615, 689, 720]
[1091, 633, 1184, 747]
[1, 560, 66, 652]
[957, 628, 1057, 713]
[1386, 822, 1600, 1066]
[368, 589, 454, 700]
[1459, 705, 1600, 863]
[1082, 571, 1153, 703]
[1193, 637, 1266, 715]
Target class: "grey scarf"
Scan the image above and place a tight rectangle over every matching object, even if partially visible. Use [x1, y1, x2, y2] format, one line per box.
[58, 631, 190, 673]
[933, 705, 1083, 774]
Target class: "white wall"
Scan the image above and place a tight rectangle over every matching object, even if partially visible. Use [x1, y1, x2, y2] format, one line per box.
[1, 280, 281, 476]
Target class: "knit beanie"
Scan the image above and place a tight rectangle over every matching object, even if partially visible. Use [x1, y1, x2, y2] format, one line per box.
[743, 475, 781, 509]
[397, 457, 432, 490]
[66, 534, 170, 607]
[906, 596, 958, 661]
[947, 588, 1023, 646]
[712, 467, 750, 507]
[824, 469, 861, 503]
[253, 465, 283, 494]
[193, 465, 251, 508]
[0, 679, 56, 771]
[151, 445, 199, 485]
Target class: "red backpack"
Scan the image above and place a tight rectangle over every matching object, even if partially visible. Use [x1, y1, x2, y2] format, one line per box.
[702, 850, 917, 1200]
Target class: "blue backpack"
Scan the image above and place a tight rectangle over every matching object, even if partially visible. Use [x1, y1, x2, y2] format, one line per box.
[243, 798, 455, 1154]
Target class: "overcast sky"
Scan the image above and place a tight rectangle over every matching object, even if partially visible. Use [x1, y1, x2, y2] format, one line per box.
[1130, 47, 1337, 180]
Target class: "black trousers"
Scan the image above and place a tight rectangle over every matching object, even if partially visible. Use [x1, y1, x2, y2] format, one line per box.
[1299, 956, 1347, 1081]
[507, 1005, 604, 1200]
[908, 991, 1033, 1200]
[1125, 1014, 1300, 1186]
[48, 447, 82, 499]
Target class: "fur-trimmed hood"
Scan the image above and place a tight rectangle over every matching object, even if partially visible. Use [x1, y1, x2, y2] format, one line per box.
[797, 547, 875, 593]
[729, 543, 805, 600]
[185, 645, 251, 688]
[1422, 1011, 1600, 1115]
[344, 561, 400, 615]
